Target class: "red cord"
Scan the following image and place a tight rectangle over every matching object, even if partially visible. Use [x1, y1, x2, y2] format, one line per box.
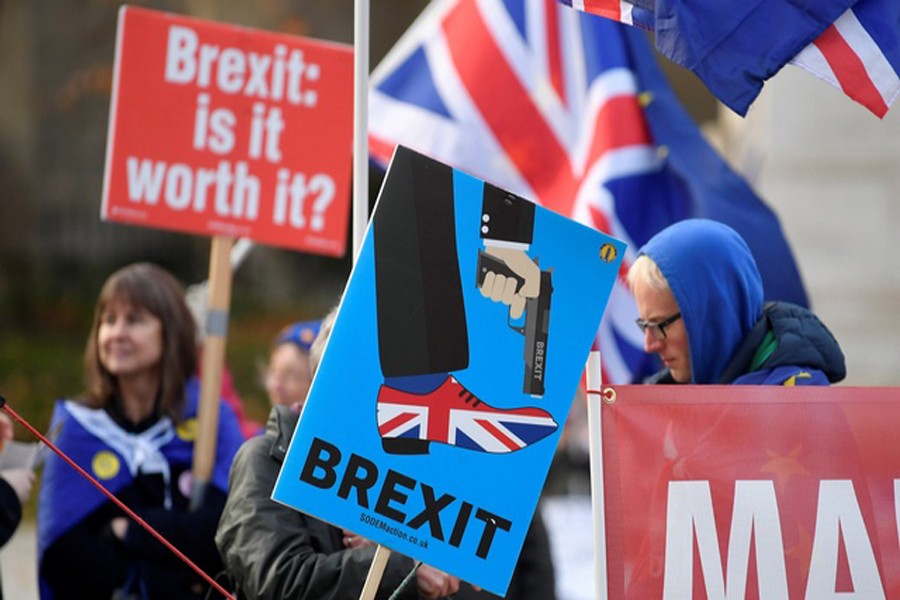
[1, 402, 235, 600]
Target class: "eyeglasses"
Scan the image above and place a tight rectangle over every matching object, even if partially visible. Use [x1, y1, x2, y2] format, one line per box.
[636, 312, 682, 340]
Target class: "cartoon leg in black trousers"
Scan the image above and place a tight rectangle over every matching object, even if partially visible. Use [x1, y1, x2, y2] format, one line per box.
[373, 147, 557, 455]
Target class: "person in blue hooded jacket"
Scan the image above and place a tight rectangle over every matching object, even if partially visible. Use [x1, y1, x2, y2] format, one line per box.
[626, 219, 845, 386]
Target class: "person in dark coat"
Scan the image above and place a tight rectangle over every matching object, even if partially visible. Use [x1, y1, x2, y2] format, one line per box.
[0, 410, 36, 600]
[216, 308, 557, 599]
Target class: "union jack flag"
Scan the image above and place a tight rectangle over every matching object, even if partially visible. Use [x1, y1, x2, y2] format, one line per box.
[792, 1, 900, 119]
[559, 0, 900, 118]
[369, 0, 806, 384]
[557, 0, 654, 29]
[377, 376, 558, 453]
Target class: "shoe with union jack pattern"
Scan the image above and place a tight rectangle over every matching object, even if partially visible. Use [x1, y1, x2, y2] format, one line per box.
[377, 375, 558, 454]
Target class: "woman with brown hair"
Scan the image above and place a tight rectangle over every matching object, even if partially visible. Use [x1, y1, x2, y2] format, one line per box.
[37, 262, 245, 599]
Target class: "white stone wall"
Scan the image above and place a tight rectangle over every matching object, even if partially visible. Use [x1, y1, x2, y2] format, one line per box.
[719, 68, 900, 385]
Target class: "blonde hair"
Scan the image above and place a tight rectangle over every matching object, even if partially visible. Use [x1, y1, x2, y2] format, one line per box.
[309, 306, 339, 376]
[627, 254, 670, 292]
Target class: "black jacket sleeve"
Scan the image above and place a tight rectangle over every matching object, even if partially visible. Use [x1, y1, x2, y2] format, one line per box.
[216, 431, 418, 600]
[0, 478, 22, 548]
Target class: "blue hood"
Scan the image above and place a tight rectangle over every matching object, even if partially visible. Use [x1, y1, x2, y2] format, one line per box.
[640, 219, 764, 383]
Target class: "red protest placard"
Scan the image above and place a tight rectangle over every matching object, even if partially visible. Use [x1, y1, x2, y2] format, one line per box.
[602, 385, 900, 599]
[101, 6, 353, 256]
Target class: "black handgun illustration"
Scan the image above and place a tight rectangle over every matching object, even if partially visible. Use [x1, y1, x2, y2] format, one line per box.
[476, 251, 553, 397]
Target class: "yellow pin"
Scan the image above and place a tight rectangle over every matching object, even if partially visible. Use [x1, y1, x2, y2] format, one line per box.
[599, 243, 618, 263]
[177, 417, 198, 441]
[92, 450, 121, 480]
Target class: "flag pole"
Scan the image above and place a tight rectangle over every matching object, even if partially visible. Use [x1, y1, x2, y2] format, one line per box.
[354, 1, 392, 597]
[586, 350, 607, 600]
[352, 0, 370, 257]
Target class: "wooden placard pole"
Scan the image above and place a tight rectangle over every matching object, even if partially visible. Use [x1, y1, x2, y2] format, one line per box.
[191, 234, 235, 509]
[353, 0, 393, 597]
[359, 545, 392, 600]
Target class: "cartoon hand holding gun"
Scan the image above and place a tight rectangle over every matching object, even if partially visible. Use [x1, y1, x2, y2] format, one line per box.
[477, 247, 540, 320]
[475, 187, 553, 397]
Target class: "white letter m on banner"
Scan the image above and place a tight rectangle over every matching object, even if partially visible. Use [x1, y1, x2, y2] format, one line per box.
[663, 481, 789, 600]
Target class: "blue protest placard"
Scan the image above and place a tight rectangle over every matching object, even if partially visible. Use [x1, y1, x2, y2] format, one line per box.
[272, 145, 625, 595]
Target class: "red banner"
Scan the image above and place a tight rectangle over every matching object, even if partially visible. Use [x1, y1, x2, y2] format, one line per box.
[101, 7, 353, 256]
[603, 385, 900, 599]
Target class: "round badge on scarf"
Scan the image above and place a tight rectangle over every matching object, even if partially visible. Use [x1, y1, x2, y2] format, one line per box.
[177, 417, 197, 441]
[92, 450, 121, 480]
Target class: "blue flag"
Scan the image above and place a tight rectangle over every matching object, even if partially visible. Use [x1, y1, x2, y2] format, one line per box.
[652, 0, 858, 115]
[624, 24, 810, 308]
[560, 0, 900, 117]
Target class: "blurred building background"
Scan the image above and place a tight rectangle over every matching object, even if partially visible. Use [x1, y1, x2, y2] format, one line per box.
[718, 69, 900, 386]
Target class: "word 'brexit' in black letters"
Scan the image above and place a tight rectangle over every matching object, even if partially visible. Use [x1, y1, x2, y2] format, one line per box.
[300, 436, 512, 559]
